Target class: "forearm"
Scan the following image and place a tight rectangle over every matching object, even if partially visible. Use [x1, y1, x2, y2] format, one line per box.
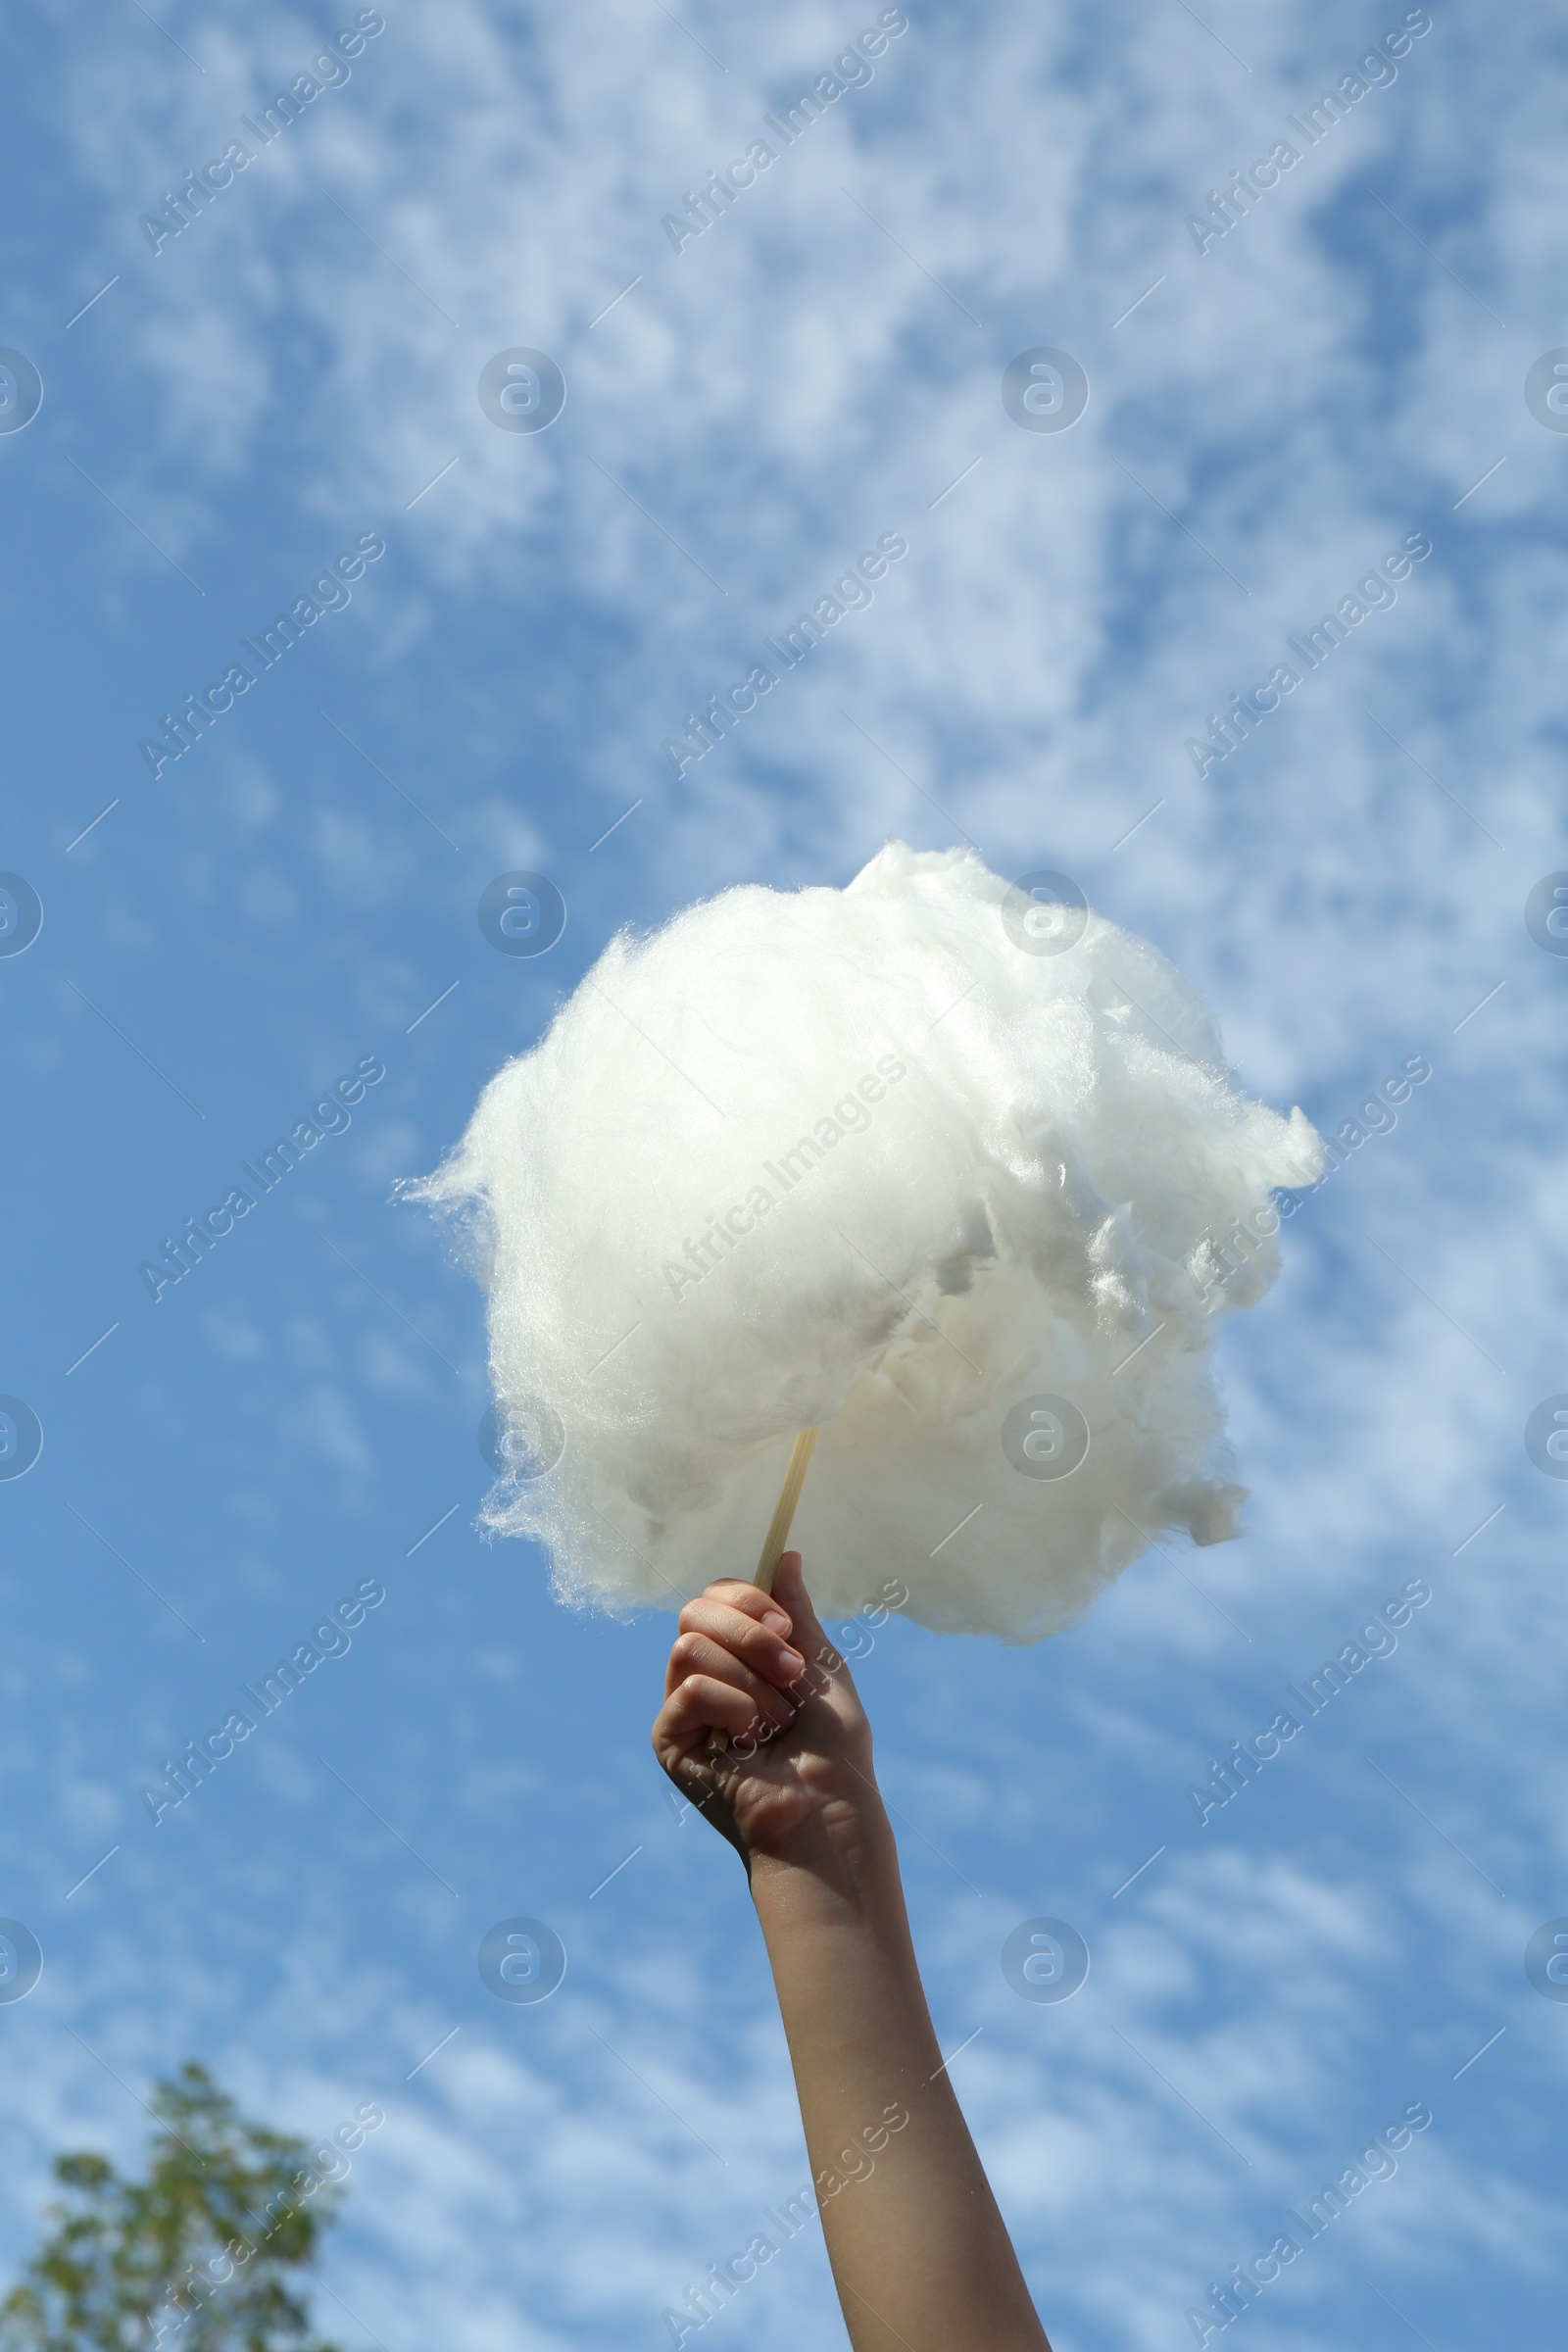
[750, 1818, 1051, 2352]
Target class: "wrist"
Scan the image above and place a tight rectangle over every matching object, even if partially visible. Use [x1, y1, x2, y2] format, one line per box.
[747, 1797, 902, 1927]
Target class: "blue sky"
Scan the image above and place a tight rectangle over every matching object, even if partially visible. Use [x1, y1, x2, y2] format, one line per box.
[1, 1, 1565, 2346]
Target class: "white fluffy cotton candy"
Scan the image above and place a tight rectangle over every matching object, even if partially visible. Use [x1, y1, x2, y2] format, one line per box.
[412, 844, 1323, 1642]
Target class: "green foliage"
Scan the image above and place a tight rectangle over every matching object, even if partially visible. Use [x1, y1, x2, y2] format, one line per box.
[0, 2063, 344, 2352]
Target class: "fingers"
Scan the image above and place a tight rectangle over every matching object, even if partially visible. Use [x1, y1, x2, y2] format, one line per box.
[663, 1627, 801, 1728]
[657, 1559, 859, 1761]
[653, 1671, 794, 1757]
[701, 1578, 796, 1640]
[654, 1576, 808, 1787]
[669, 1592, 805, 1697]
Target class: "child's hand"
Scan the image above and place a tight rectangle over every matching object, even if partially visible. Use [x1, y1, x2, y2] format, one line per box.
[651, 1553, 885, 1878]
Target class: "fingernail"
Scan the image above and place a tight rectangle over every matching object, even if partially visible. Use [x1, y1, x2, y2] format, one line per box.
[762, 1609, 791, 1636]
[779, 1646, 806, 1676]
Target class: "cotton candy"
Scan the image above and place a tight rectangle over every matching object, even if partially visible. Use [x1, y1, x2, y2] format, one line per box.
[410, 843, 1322, 1642]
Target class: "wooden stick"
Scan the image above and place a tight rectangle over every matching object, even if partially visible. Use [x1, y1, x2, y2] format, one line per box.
[710, 1427, 820, 1755]
[755, 1425, 819, 1592]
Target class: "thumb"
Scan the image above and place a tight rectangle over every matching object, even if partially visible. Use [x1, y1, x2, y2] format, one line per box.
[767, 1551, 837, 1666]
[767, 1554, 870, 1740]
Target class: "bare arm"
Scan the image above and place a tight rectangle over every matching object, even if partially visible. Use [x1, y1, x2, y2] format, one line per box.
[652, 1554, 1051, 2352]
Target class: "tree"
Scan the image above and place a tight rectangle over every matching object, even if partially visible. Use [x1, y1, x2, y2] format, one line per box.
[0, 2063, 349, 2352]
